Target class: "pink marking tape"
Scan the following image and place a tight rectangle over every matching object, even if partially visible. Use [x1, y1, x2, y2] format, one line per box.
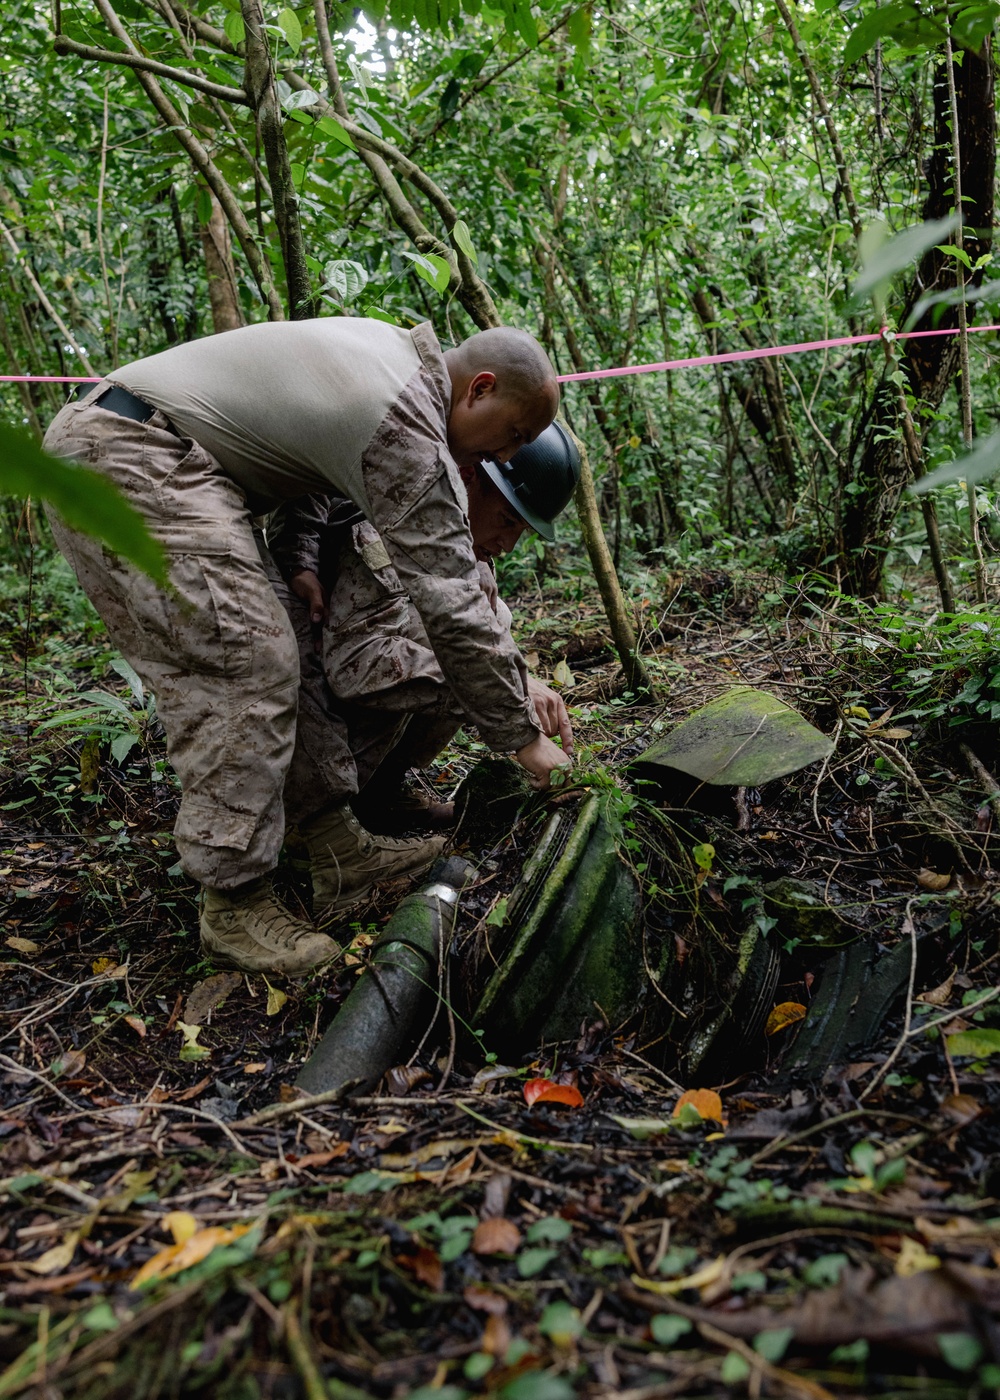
[554, 322, 1000, 383]
[1, 322, 997, 387]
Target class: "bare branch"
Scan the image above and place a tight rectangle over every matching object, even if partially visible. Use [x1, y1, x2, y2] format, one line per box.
[53, 33, 249, 104]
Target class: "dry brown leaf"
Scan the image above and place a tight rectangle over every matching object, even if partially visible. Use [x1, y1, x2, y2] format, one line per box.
[482, 1313, 512, 1356]
[55, 1049, 87, 1078]
[918, 969, 956, 1006]
[124, 1015, 146, 1038]
[464, 1284, 509, 1316]
[917, 868, 951, 891]
[472, 1217, 522, 1256]
[242, 1062, 267, 1075]
[940, 1093, 982, 1127]
[384, 1064, 433, 1096]
[439, 1147, 478, 1187]
[183, 972, 242, 1027]
[173, 1075, 213, 1102]
[6, 937, 39, 955]
[880, 727, 913, 740]
[399, 1246, 444, 1293]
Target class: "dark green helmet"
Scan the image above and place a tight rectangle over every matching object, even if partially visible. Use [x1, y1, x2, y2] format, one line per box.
[481, 422, 581, 542]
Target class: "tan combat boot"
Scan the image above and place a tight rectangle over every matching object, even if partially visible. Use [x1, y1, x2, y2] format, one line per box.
[302, 802, 448, 912]
[200, 877, 341, 975]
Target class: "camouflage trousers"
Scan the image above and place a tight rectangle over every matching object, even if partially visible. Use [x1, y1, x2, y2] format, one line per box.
[280, 518, 472, 826]
[44, 388, 300, 889]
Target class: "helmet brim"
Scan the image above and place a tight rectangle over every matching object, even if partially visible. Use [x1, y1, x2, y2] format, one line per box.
[480, 459, 556, 542]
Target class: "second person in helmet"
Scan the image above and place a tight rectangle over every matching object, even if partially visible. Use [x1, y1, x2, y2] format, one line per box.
[273, 423, 582, 853]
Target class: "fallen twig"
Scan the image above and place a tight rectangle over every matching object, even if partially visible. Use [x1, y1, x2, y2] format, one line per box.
[229, 1079, 362, 1130]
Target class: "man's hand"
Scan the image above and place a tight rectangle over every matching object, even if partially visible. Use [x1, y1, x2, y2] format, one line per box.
[476, 559, 499, 614]
[290, 568, 327, 651]
[526, 675, 574, 756]
[515, 733, 572, 792]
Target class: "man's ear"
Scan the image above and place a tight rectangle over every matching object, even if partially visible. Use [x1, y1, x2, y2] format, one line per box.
[467, 370, 497, 403]
[457, 460, 477, 487]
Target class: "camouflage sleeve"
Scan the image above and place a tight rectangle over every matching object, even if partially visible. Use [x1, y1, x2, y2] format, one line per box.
[268, 494, 331, 579]
[361, 374, 540, 754]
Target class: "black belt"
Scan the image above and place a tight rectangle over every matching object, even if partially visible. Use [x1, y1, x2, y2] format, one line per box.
[73, 383, 163, 427]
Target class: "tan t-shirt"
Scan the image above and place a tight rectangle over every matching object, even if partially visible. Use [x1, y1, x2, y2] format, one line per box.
[112, 317, 420, 515]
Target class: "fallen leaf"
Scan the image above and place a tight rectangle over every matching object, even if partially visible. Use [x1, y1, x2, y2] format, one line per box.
[130, 1223, 254, 1289]
[470, 1064, 519, 1093]
[464, 1284, 508, 1316]
[940, 1093, 981, 1127]
[264, 979, 287, 1017]
[173, 1075, 213, 1102]
[672, 1088, 725, 1124]
[163, 1212, 199, 1246]
[523, 1078, 584, 1108]
[917, 868, 951, 891]
[880, 727, 913, 740]
[183, 972, 242, 1027]
[524, 651, 540, 670]
[27, 1231, 81, 1276]
[552, 658, 575, 688]
[918, 969, 956, 1006]
[384, 1064, 433, 1096]
[398, 1246, 444, 1292]
[472, 1217, 522, 1256]
[7, 937, 39, 955]
[764, 1001, 807, 1037]
[52, 1050, 87, 1079]
[482, 1313, 512, 1356]
[632, 1256, 726, 1297]
[291, 1148, 349, 1169]
[242, 1063, 268, 1075]
[176, 1021, 210, 1062]
[895, 1237, 941, 1277]
[124, 1015, 146, 1038]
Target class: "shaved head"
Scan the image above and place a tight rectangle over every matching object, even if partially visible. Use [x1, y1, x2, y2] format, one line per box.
[445, 327, 559, 407]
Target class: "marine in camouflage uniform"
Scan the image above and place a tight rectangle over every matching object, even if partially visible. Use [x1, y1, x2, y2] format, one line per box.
[43, 319, 565, 974]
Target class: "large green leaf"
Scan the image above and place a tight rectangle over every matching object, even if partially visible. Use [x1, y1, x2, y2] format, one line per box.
[910, 430, 1000, 495]
[852, 214, 959, 304]
[0, 419, 166, 583]
[635, 687, 834, 787]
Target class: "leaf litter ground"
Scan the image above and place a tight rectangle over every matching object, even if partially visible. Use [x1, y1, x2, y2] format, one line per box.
[1, 561, 1000, 1399]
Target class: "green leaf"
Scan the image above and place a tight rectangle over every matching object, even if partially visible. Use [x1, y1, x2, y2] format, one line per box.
[516, 1246, 558, 1277]
[803, 1253, 848, 1288]
[720, 1351, 751, 1383]
[650, 1314, 692, 1346]
[452, 217, 477, 266]
[322, 258, 369, 303]
[538, 1300, 583, 1343]
[911, 431, 1000, 496]
[844, 2, 921, 64]
[401, 249, 451, 292]
[753, 1327, 794, 1363]
[282, 87, 321, 112]
[223, 10, 245, 45]
[498, 1374, 575, 1400]
[524, 1216, 573, 1244]
[852, 213, 959, 303]
[945, 1028, 1000, 1057]
[937, 1332, 983, 1372]
[0, 420, 165, 583]
[277, 7, 303, 51]
[317, 115, 357, 150]
[830, 1338, 868, 1363]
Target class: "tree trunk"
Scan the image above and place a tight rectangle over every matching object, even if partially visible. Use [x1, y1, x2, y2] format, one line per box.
[199, 190, 245, 333]
[840, 39, 995, 597]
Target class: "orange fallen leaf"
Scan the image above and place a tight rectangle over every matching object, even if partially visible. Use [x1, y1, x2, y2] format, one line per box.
[523, 1078, 584, 1108]
[398, 1246, 444, 1292]
[765, 1001, 808, 1037]
[940, 1093, 981, 1127]
[130, 1223, 253, 1289]
[124, 1015, 147, 1038]
[472, 1217, 521, 1256]
[917, 868, 951, 891]
[672, 1088, 724, 1123]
